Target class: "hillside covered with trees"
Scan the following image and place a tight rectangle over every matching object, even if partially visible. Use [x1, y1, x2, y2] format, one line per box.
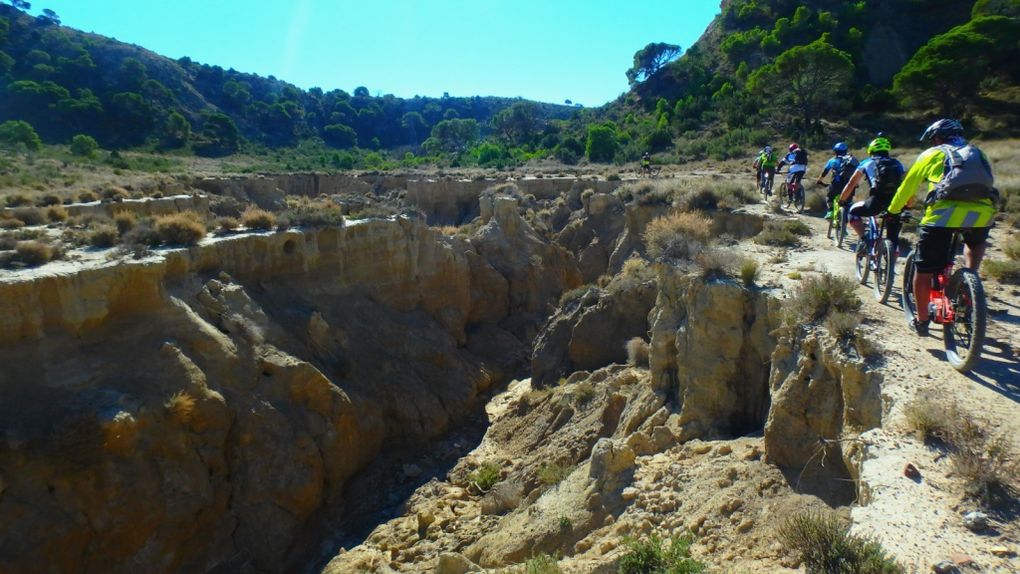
[598, 0, 1020, 160]
[0, 2, 583, 167]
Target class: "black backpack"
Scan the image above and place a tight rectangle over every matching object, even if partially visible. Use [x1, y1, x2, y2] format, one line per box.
[835, 155, 858, 185]
[793, 148, 808, 165]
[871, 156, 902, 197]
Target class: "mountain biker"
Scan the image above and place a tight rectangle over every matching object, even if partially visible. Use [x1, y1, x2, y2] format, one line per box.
[837, 136, 905, 253]
[641, 152, 651, 174]
[777, 143, 808, 198]
[753, 145, 776, 192]
[816, 142, 857, 219]
[887, 119, 998, 336]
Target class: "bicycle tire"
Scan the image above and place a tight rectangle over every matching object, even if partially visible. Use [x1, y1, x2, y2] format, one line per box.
[827, 216, 835, 239]
[836, 211, 847, 249]
[779, 182, 791, 209]
[873, 239, 895, 304]
[944, 268, 986, 372]
[901, 251, 918, 324]
[794, 187, 805, 213]
[855, 242, 869, 285]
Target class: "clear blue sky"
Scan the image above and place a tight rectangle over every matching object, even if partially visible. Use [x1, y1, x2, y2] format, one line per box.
[28, 1, 719, 106]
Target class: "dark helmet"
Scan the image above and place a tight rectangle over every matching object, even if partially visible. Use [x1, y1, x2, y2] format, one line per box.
[832, 142, 849, 154]
[920, 119, 964, 142]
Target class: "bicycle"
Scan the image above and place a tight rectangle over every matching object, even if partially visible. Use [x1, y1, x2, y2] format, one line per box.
[641, 164, 661, 178]
[826, 196, 849, 248]
[854, 212, 903, 304]
[901, 229, 987, 372]
[777, 170, 805, 212]
[759, 169, 774, 200]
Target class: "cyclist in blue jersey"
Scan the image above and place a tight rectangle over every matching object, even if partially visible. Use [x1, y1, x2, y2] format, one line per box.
[816, 142, 858, 220]
[837, 136, 905, 252]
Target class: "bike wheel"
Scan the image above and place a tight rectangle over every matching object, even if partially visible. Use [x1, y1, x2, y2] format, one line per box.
[901, 251, 918, 324]
[794, 188, 805, 213]
[943, 268, 986, 372]
[779, 183, 791, 209]
[873, 239, 895, 304]
[855, 242, 870, 285]
[827, 213, 835, 240]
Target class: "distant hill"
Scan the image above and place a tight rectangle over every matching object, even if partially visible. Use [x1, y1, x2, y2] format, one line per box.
[0, 4, 577, 156]
[601, 0, 1020, 160]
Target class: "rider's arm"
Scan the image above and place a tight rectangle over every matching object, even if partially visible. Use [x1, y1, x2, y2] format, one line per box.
[888, 148, 944, 215]
[817, 159, 833, 183]
[838, 169, 863, 203]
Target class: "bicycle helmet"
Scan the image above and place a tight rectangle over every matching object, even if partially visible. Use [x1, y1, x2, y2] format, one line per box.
[832, 142, 849, 154]
[919, 118, 963, 142]
[867, 137, 891, 154]
[789, 143, 799, 151]
[764, 145, 772, 153]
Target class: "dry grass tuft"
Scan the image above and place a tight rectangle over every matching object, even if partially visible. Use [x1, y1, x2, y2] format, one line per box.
[778, 511, 902, 574]
[113, 211, 137, 235]
[77, 190, 100, 203]
[102, 187, 130, 202]
[217, 216, 240, 232]
[87, 224, 119, 248]
[644, 211, 712, 261]
[538, 461, 572, 487]
[788, 273, 861, 323]
[740, 258, 760, 287]
[13, 240, 54, 266]
[45, 205, 68, 223]
[241, 205, 276, 231]
[164, 390, 196, 423]
[11, 206, 44, 226]
[154, 212, 206, 246]
[626, 337, 650, 368]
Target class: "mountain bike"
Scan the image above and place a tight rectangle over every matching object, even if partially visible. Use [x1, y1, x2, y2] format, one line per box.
[641, 164, 661, 178]
[855, 212, 903, 304]
[826, 197, 849, 248]
[901, 229, 987, 372]
[759, 168, 774, 200]
[777, 171, 805, 212]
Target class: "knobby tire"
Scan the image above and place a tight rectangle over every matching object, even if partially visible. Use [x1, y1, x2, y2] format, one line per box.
[944, 269, 986, 372]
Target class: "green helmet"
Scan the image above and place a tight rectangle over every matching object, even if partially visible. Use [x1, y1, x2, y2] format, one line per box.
[867, 137, 892, 154]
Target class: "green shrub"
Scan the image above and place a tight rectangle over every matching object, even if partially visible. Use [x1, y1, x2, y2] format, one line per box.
[789, 273, 862, 323]
[755, 220, 808, 247]
[468, 461, 502, 492]
[85, 224, 118, 248]
[11, 207, 44, 226]
[70, 134, 99, 157]
[0, 120, 42, 150]
[284, 196, 345, 227]
[13, 240, 54, 266]
[154, 212, 206, 246]
[518, 553, 561, 574]
[77, 191, 100, 203]
[241, 205, 276, 230]
[778, 511, 902, 574]
[39, 194, 62, 206]
[4, 193, 31, 207]
[618, 534, 705, 574]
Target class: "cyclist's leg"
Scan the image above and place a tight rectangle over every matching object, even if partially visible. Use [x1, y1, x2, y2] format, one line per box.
[961, 227, 990, 271]
[913, 226, 953, 323]
[847, 198, 873, 240]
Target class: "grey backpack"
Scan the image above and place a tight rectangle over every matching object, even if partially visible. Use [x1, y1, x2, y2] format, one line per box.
[927, 144, 998, 204]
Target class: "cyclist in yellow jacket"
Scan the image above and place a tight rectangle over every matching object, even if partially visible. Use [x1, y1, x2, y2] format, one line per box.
[887, 119, 998, 336]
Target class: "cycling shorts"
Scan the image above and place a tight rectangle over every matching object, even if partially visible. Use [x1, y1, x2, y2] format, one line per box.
[785, 171, 805, 186]
[849, 195, 902, 246]
[915, 226, 990, 273]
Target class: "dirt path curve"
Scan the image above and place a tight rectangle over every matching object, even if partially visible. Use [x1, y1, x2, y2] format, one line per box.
[779, 209, 1020, 572]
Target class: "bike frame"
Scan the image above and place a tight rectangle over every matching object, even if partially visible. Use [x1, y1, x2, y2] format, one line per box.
[928, 234, 961, 325]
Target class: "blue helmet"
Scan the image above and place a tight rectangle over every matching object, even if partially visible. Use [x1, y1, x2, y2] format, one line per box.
[832, 142, 849, 154]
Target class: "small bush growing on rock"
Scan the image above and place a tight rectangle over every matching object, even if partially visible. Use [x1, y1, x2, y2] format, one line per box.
[644, 211, 713, 262]
[45, 205, 69, 223]
[284, 196, 345, 228]
[825, 311, 860, 340]
[740, 258, 760, 287]
[164, 391, 196, 423]
[154, 212, 206, 246]
[778, 511, 902, 574]
[11, 207, 44, 226]
[904, 394, 957, 443]
[77, 190, 100, 203]
[4, 193, 31, 207]
[538, 461, 572, 486]
[618, 534, 705, 574]
[788, 273, 861, 323]
[513, 553, 561, 574]
[626, 337, 650, 368]
[571, 381, 597, 404]
[217, 216, 240, 232]
[102, 187, 130, 202]
[119, 222, 162, 258]
[468, 461, 502, 492]
[695, 247, 740, 280]
[0, 216, 25, 230]
[113, 211, 137, 235]
[39, 193, 62, 207]
[14, 240, 54, 266]
[87, 224, 119, 248]
[241, 205, 276, 231]
[754, 219, 810, 247]
[559, 284, 598, 308]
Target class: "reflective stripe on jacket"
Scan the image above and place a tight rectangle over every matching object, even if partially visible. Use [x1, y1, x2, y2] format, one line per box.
[888, 146, 996, 227]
